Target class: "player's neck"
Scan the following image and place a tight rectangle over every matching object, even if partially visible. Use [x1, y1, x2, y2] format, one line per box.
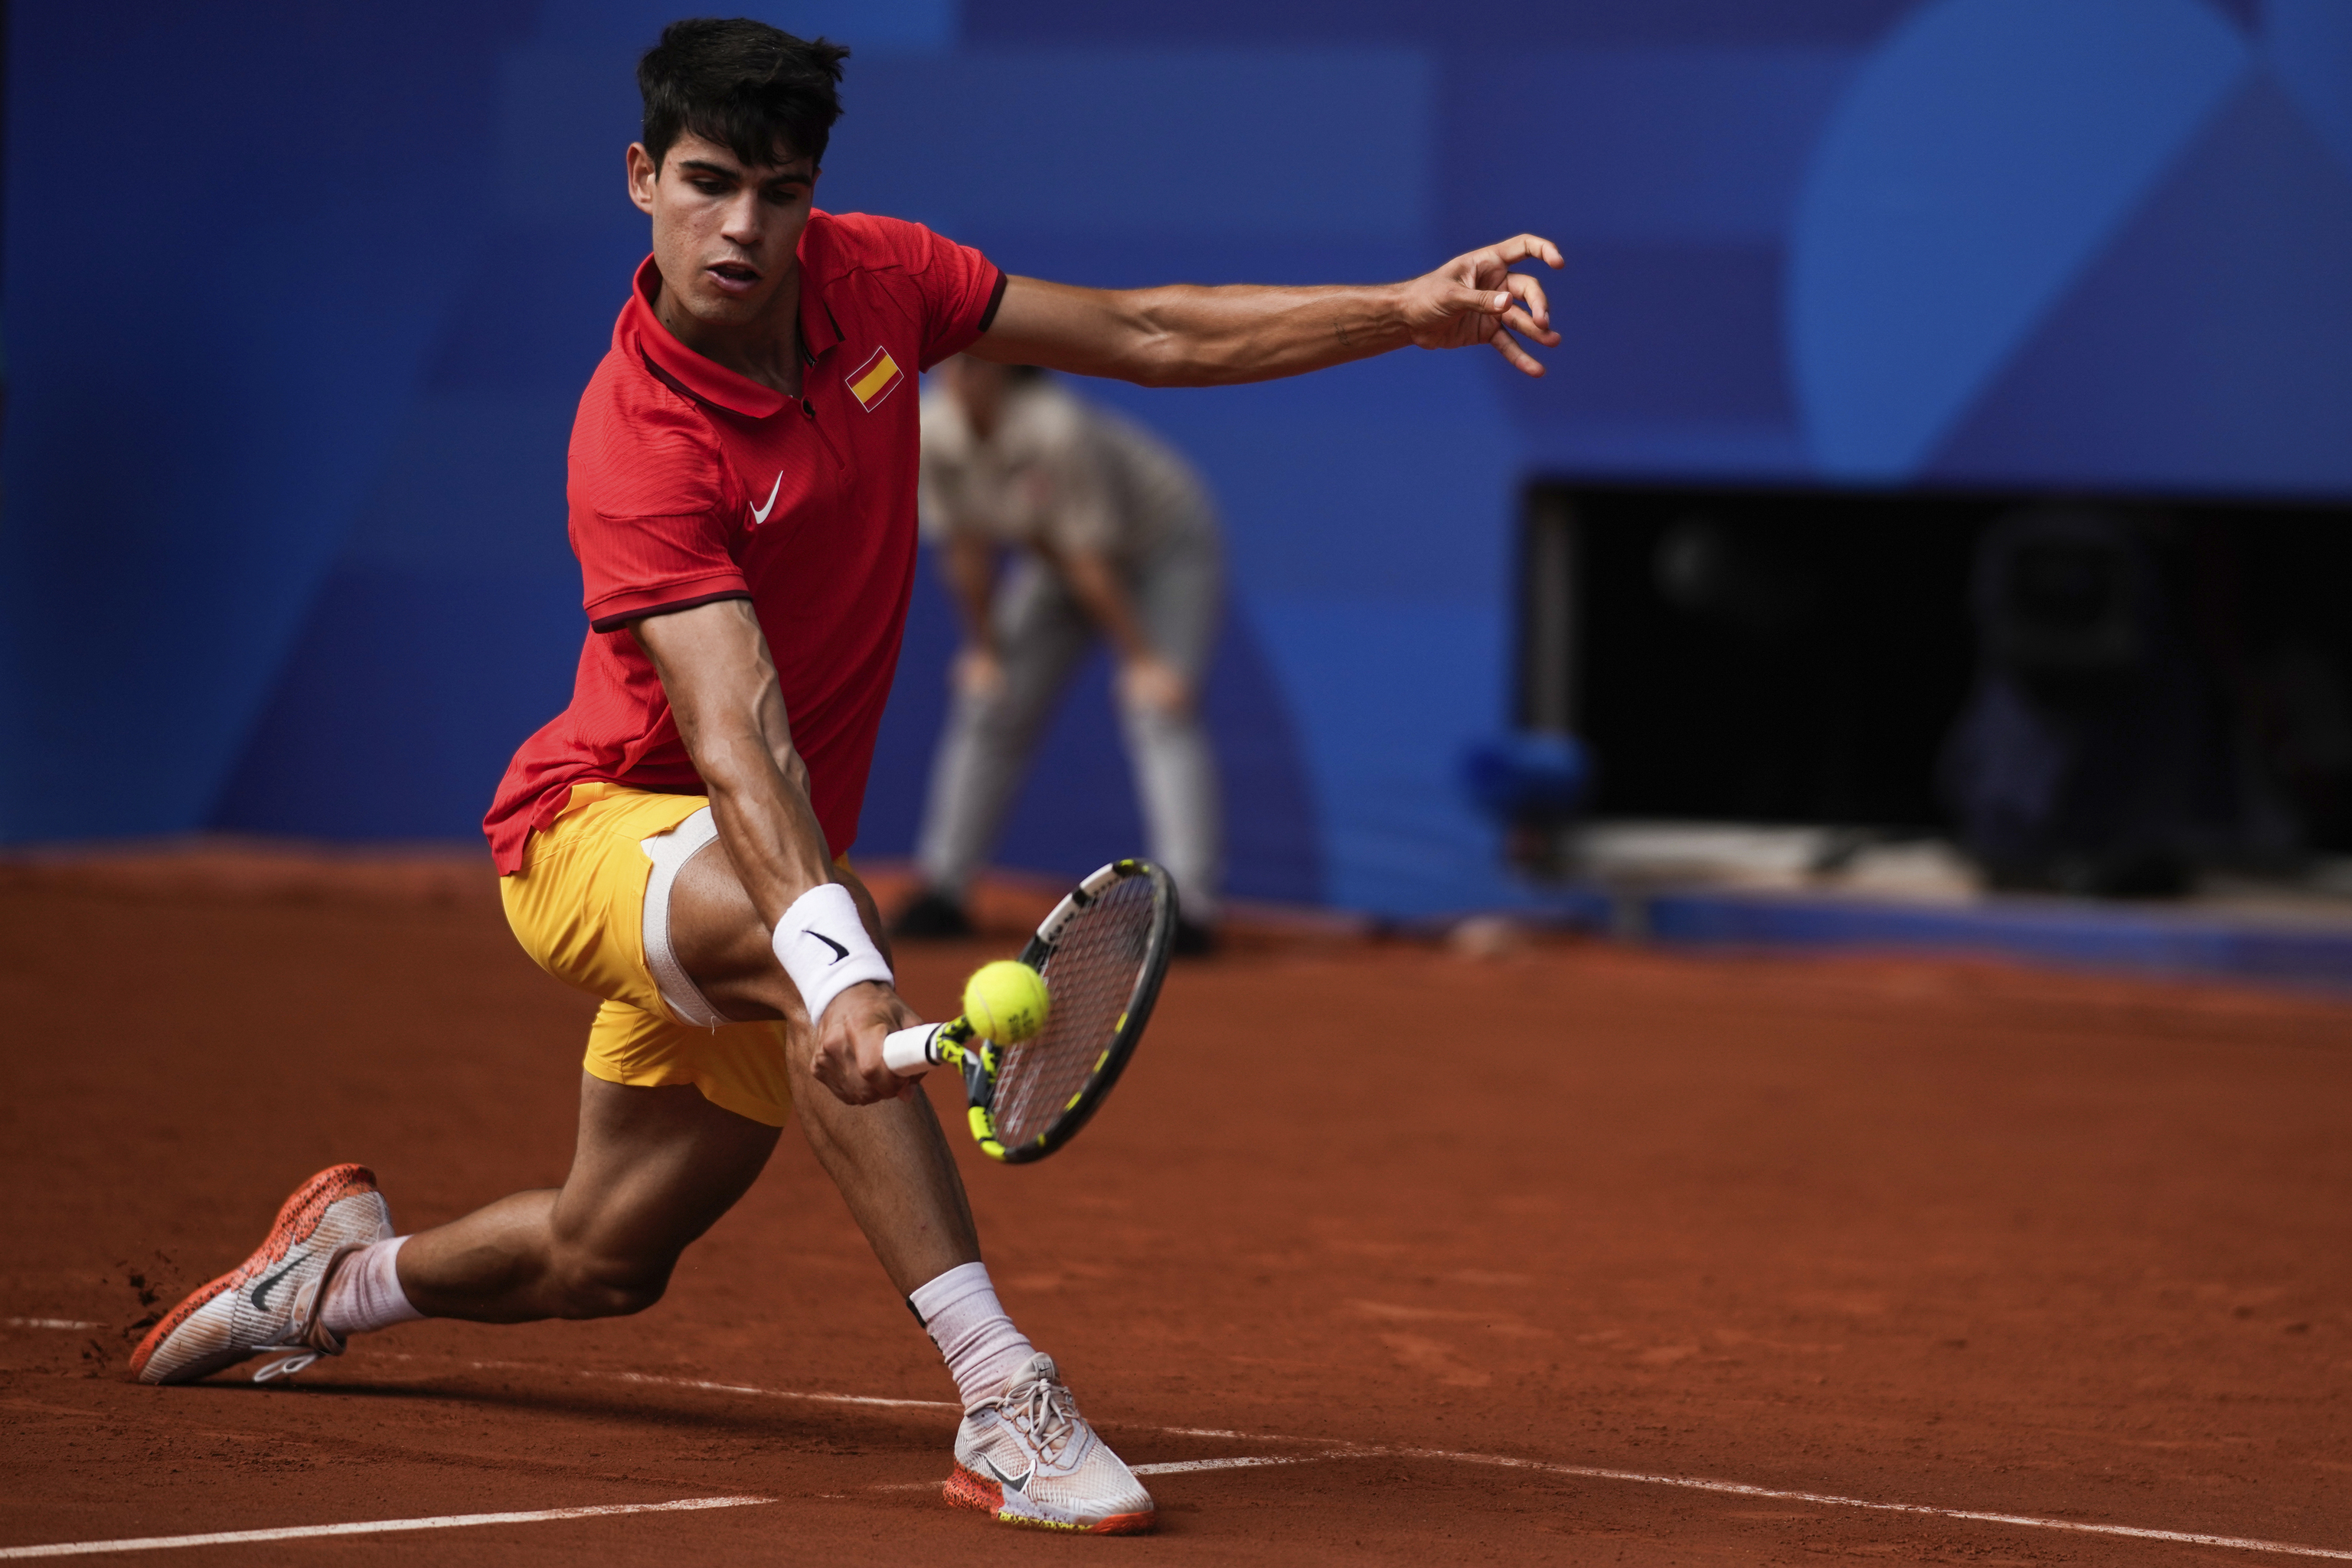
[655, 264, 805, 399]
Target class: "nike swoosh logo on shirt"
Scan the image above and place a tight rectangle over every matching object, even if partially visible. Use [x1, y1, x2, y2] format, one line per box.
[750, 471, 782, 525]
[808, 930, 850, 964]
[250, 1259, 302, 1312]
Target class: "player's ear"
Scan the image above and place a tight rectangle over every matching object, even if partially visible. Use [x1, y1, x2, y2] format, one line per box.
[626, 143, 659, 216]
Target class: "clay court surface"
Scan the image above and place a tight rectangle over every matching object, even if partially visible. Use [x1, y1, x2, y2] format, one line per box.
[3, 848, 2349, 1563]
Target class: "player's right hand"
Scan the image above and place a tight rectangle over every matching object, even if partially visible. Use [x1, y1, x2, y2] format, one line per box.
[812, 979, 926, 1105]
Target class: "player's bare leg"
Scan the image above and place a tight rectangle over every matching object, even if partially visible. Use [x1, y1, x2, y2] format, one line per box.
[667, 836, 982, 1292]
[668, 835, 1154, 1532]
[395, 1075, 779, 1321]
[126, 1079, 780, 1383]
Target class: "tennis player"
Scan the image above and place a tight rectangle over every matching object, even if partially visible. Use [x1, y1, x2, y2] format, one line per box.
[131, 18, 1563, 1535]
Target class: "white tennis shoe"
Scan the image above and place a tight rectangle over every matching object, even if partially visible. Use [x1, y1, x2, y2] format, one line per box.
[946, 1353, 1156, 1534]
[129, 1164, 392, 1386]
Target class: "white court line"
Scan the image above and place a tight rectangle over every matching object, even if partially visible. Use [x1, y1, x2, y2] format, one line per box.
[388, 1357, 962, 1413]
[575, 1367, 2352, 1563]
[1370, 1449, 2352, 1563]
[0, 1495, 770, 1560]
[612, 1370, 957, 1412]
[869, 1455, 1320, 1491]
[4, 1318, 104, 1331]
[1132, 1455, 1327, 1475]
[365, 1356, 2352, 1561]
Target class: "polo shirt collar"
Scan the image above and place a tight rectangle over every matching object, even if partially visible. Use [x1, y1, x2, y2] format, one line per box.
[627, 234, 840, 419]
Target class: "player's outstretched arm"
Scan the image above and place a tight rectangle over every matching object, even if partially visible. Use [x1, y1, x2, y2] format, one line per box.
[634, 599, 917, 1105]
[971, 234, 1564, 387]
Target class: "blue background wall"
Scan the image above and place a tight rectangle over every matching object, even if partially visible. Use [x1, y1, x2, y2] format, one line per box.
[5, 0, 2348, 913]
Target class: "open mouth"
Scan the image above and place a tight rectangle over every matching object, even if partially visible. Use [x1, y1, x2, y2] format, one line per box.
[707, 260, 761, 295]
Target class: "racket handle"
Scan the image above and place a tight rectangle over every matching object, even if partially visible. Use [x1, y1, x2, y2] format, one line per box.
[882, 1022, 950, 1076]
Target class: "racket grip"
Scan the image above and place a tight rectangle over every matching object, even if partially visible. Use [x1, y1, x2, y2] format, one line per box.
[882, 1022, 949, 1076]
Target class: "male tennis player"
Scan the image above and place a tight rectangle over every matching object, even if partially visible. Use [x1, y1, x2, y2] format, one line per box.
[131, 18, 1563, 1535]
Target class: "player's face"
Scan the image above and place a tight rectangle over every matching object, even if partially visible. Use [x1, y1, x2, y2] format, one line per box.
[627, 132, 816, 330]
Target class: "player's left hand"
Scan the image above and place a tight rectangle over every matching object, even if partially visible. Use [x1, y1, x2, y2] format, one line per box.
[1398, 234, 1565, 377]
[812, 979, 926, 1105]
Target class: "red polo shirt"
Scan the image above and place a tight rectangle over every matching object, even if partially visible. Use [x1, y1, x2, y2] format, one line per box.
[484, 211, 1005, 874]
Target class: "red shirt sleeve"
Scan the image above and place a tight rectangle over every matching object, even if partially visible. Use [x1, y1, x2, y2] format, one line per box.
[907, 224, 1008, 371]
[568, 380, 748, 632]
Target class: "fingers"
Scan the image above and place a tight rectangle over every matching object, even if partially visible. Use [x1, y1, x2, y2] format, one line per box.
[1408, 245, 1563, 374]
[1489, 329, 1546, 377]
[1497, 305, 1560, 349]
[1473, 233, 1565, 271]
[815, 1054, 886, 1106]
[812, 996, 915, 1105]
[1444, 283, 1514, 319]
[815, 1044, 892, 1105]
[1504, 268, 1553, 333]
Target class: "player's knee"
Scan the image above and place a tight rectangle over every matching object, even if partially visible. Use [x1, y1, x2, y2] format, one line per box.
[549, 1246, 675, 1318]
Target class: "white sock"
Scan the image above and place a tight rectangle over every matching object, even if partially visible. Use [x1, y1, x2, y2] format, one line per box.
[910, 1261, 1035, 1410]
[320, 1236, 425, 1338]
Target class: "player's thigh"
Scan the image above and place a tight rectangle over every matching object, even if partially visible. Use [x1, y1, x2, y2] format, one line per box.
[666, 830, 781, 1011]
[550, 1070, 781, 1267]
[666, 839, 893, 1022]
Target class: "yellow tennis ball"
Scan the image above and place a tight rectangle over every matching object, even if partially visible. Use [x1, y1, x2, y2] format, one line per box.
[964, 959, 1050, 1043]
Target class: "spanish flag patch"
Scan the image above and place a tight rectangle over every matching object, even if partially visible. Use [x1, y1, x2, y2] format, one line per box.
[846, 346, 904, 411]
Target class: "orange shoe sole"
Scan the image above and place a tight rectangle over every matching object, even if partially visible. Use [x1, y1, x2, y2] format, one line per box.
[944, 1462, 1156, 1535]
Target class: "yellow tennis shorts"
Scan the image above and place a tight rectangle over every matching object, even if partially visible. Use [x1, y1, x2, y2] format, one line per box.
[499, 781, 795, 1127]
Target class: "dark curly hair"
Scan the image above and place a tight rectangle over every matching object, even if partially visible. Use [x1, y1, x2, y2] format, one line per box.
[638, 18, 849, 170]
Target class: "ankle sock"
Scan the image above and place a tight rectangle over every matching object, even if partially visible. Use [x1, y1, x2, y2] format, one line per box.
[909, 1261, 1035, 1409]
[320, 1235, 425, 1338]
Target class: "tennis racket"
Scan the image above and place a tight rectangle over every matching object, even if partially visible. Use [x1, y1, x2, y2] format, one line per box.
[882, 858, 1176, 1163]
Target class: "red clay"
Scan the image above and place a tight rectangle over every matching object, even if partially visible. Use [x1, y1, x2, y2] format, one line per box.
[4, 848, 2350, 1563]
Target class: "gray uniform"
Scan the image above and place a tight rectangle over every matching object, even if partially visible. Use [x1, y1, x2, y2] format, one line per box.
[915, 377, 1223, 921]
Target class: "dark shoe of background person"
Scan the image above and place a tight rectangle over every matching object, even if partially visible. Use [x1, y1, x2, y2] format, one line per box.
[892, 888, 976, 939]
[1172, 917, 1217, 958]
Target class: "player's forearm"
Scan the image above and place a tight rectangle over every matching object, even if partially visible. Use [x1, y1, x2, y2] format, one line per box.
[989, 276, 1414, 388]
[632, 599, 838, 929]
[692, 725, 838, 925]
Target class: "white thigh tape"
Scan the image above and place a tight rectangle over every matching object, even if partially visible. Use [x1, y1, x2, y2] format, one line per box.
[640, 808, 730, 1030]
[773, 882, 893, 1027]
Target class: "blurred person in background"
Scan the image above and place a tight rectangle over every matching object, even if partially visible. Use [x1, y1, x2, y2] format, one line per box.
[1939, 508, 2298, 895]
[893, 358, 1223, 954]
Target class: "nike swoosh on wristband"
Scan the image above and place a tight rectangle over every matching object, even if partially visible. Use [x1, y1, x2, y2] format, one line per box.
[807, 931, 850, 964]
[250, 1259, 302, 1312]
[750, 471, 782, 525]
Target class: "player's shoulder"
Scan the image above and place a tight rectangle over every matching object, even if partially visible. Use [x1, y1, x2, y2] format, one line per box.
[806, 208, 964, 279]
[570, 348, 726, 514]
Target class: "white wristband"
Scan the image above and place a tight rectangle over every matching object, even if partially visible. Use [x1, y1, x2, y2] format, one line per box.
[772, 883, 893, 1029]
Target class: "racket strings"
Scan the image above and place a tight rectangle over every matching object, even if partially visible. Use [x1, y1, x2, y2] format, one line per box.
[991, 875, 1157, 1146]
